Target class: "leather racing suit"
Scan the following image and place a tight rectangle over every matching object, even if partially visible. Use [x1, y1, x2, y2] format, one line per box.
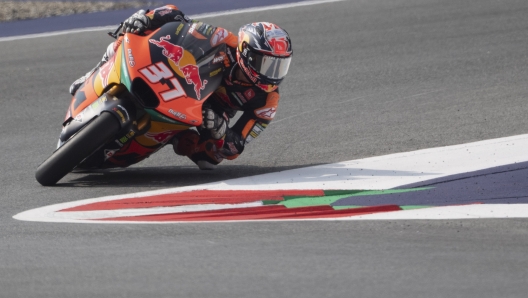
[148, 5, 281, 169]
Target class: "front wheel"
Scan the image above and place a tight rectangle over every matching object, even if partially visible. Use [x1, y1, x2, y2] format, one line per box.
[35, 112, 121, 186]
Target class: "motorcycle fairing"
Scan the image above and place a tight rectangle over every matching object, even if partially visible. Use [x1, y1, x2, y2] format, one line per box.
[61, 21, 228, 168]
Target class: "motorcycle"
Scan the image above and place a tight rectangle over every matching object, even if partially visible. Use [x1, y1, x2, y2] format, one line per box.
[36, 20, 227, 186]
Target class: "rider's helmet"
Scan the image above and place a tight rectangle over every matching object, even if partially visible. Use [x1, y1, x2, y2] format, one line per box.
[236, 22, 293, 91]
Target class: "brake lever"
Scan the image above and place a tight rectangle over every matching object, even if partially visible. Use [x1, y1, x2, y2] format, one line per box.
[108, 22, 124, 39]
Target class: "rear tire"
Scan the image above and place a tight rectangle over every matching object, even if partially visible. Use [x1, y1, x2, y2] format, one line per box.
[35, 112, 121, 186]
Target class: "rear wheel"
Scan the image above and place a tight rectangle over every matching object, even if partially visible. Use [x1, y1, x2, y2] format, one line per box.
[35, 112, 121, 186]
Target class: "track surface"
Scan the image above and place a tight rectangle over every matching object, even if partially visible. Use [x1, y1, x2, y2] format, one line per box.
[2, 0, 528, 297]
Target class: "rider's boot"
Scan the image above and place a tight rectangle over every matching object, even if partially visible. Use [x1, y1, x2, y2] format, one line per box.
[172, 130, 200, 156]
[171, 130, 220, 170]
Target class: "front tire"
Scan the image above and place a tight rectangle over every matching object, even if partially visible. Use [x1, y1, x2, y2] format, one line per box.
[35, 112, 121, 186]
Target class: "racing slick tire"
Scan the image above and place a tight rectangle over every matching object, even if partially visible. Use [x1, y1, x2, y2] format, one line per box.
[35, 112, 120, 186]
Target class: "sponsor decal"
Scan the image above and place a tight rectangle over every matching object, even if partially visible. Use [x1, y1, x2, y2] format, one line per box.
[168, 109, 186, 120]
[247, 123, 265, 141]
[149, 35, 183, 65]
[209, 68, 222, 77]
[99, 60, 114, 88]
[180, 64, 208, 100]
[90, 99, 100, 111]
[188, 22, 196, 33]
[255, 107, 277, 119]
[127, 49, 135, 67]
[212, 52, 226, 64]
[139, 62, 187, 102]
[113, 107, 126, 123]
[198, 23, 215, 37]
[244, 122, 267, 143]
[268, 36, 290, 55]
[175, 23, 184, 35]
[188, 22, 206, 39]
[244, 89, 255, 100]
[211, 28, 229, 47]
[147, 37, 208, 100]
[104, 149, 119, 160]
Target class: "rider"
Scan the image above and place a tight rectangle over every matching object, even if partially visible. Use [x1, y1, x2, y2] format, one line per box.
[69, 5, 293, 170]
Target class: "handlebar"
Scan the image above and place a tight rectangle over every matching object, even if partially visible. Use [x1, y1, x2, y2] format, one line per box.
[108, 23, 124, 39]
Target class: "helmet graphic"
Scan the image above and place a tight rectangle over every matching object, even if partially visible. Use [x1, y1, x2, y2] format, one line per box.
[236, 22, 293, 90]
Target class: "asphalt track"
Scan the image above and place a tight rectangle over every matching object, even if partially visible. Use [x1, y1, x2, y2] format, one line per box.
[2, 0, 528, 297]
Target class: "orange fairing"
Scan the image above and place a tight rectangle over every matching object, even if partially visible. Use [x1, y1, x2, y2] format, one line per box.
[61, 20, 228, 170]
[68, 41, 123, 118]
[123, 30, 215, 126]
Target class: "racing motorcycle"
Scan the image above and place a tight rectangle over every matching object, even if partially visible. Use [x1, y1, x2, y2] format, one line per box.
[35, 21, 228, 186]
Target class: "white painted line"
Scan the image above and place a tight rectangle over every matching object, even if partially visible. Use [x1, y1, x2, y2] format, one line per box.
[0, 0, 345, 42]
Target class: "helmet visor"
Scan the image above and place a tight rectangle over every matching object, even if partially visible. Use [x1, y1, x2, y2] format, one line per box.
[247, 51, 292, 80]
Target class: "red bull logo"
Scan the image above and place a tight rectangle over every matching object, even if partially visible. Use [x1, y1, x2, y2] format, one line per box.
[179, 64, 208, 100]
[149, 35, 183, 65]
[99, 60, 114, 88]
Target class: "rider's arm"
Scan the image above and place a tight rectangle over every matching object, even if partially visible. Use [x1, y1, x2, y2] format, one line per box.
[219, 91, 280, 160]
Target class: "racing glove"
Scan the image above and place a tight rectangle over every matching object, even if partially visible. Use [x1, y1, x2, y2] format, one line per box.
[123, 10, 151, 34]
[201, 108, 227, 140]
